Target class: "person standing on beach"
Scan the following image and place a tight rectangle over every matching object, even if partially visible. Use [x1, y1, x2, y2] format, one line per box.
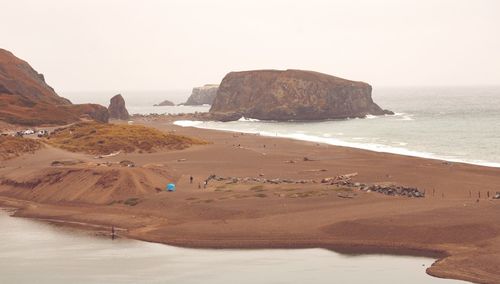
[190, 176, 193, 184]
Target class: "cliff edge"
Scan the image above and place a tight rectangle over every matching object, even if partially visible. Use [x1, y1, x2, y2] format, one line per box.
[184, 84, 218, 105]
[0, 48, 108, 125]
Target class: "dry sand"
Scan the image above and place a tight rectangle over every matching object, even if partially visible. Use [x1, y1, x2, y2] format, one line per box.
[1, 119, 500, 283]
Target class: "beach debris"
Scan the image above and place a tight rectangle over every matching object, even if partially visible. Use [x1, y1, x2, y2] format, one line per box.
[321, 172, 358, 185]
[320, 173, 423, 198]
[361, 184, 425, 198]
[337, 193, 355, 199]
[303, 157, 313, 161]
[94, 151, 121, 159]
[177, 158, 187, 162]
[493, 192, 500, 199]
[304, 169, 328, 172]
[119, 160, 135, 167]
[51, 159, 83, 167]
[206, 175, 313, 185]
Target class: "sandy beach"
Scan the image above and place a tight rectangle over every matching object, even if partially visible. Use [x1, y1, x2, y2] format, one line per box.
[1, 119, 500, 283]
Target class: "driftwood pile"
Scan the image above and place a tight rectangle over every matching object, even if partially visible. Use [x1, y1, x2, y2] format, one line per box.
[205, 173, 425, 198]
[206, 174, 314, 185]
[361, 184, 425, 198]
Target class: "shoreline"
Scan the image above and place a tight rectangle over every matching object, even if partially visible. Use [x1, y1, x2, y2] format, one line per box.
[173, 119, 500, 169]
[0, 204, 447, 259]
[0, 198, 449, 260]
[1, 120, 500, 283]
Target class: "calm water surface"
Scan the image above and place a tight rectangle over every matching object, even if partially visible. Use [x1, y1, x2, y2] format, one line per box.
[0, 211, 468, 284]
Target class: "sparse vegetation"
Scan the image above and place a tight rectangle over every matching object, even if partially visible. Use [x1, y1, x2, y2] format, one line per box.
[0, 136, 42, 160]
[46, 122, 207, 155]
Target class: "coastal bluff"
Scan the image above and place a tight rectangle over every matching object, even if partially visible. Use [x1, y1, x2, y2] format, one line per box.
[0, 48, 108, 125]
[184, 84, 218, 105]
[210, 69, 393, 121]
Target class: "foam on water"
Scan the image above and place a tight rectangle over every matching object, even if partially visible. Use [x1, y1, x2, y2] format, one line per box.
[173, 120, 204, 127]
[172, 86, 500, 169]
[174, 119, 500, 168]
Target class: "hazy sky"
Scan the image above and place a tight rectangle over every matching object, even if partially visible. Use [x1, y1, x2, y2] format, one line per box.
[1, 0, 499, 92]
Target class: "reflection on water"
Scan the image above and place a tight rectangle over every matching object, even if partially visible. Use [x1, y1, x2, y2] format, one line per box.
[0, 210, 467, 284]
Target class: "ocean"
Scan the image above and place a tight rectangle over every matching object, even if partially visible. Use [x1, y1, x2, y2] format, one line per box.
[175, 86, 500, 168]
[64, 86, 500, 167]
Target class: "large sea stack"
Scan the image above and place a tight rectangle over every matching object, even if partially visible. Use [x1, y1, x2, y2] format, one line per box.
[210, 69, 393, 121]
[184, 84, 218, 105]
[108, 94, 130, 120]
[0, 48, 108, 125]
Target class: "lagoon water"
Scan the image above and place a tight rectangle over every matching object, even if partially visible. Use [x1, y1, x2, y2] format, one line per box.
[0, 211, 468, 284]
[173, 86, 500, 167]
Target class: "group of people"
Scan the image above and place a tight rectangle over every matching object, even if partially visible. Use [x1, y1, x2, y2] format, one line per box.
[189, 175, 209, 189]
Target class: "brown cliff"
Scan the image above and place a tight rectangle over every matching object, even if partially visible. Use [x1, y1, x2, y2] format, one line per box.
[108, 94, 130, 120]
[0, 48, 108, 125]
[210, 69, 393, 121]
[184, 84, 218, 105]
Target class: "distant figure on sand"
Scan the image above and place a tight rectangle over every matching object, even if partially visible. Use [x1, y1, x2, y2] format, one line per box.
[190, 176, 193, 184]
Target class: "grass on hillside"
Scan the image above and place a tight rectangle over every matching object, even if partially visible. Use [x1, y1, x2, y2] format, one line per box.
[0, 136, 42, 160]
[46, 122, 207, 155]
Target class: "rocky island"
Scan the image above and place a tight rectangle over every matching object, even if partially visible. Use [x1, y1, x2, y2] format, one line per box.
[183, 84, 218, 105]
[210, 69, 393, 121]
[154, 99, 175, 106]
[0, 49, 108, 125]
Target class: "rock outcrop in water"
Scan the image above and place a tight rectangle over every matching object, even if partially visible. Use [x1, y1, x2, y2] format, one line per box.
[108, 94, 130, 120]
[210, 69, 393, 121]
[184, 84, 218, 105]
[0, 48, 108, 125]
[154, 99, 175, 106]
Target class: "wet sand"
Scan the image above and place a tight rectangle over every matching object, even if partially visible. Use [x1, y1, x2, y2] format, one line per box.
[1, 119, 500, 283]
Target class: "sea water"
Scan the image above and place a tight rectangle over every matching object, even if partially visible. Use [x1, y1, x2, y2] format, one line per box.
[63, 87, 500, 167]
[0, 211, 468, 284]
[173, 86, 500, 167]
[63, 90, 211, 116]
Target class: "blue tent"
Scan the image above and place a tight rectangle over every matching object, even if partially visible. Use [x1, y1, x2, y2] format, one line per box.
[167, 183, 176, 192]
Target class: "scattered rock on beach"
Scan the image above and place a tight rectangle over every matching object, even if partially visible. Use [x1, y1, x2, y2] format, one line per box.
[51, 159, 83, 167]
[361, 184, 425, 198]
[119, 160, 135, 167]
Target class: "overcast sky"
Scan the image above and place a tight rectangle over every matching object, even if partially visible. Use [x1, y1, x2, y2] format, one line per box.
[1, 0, 499, 93]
